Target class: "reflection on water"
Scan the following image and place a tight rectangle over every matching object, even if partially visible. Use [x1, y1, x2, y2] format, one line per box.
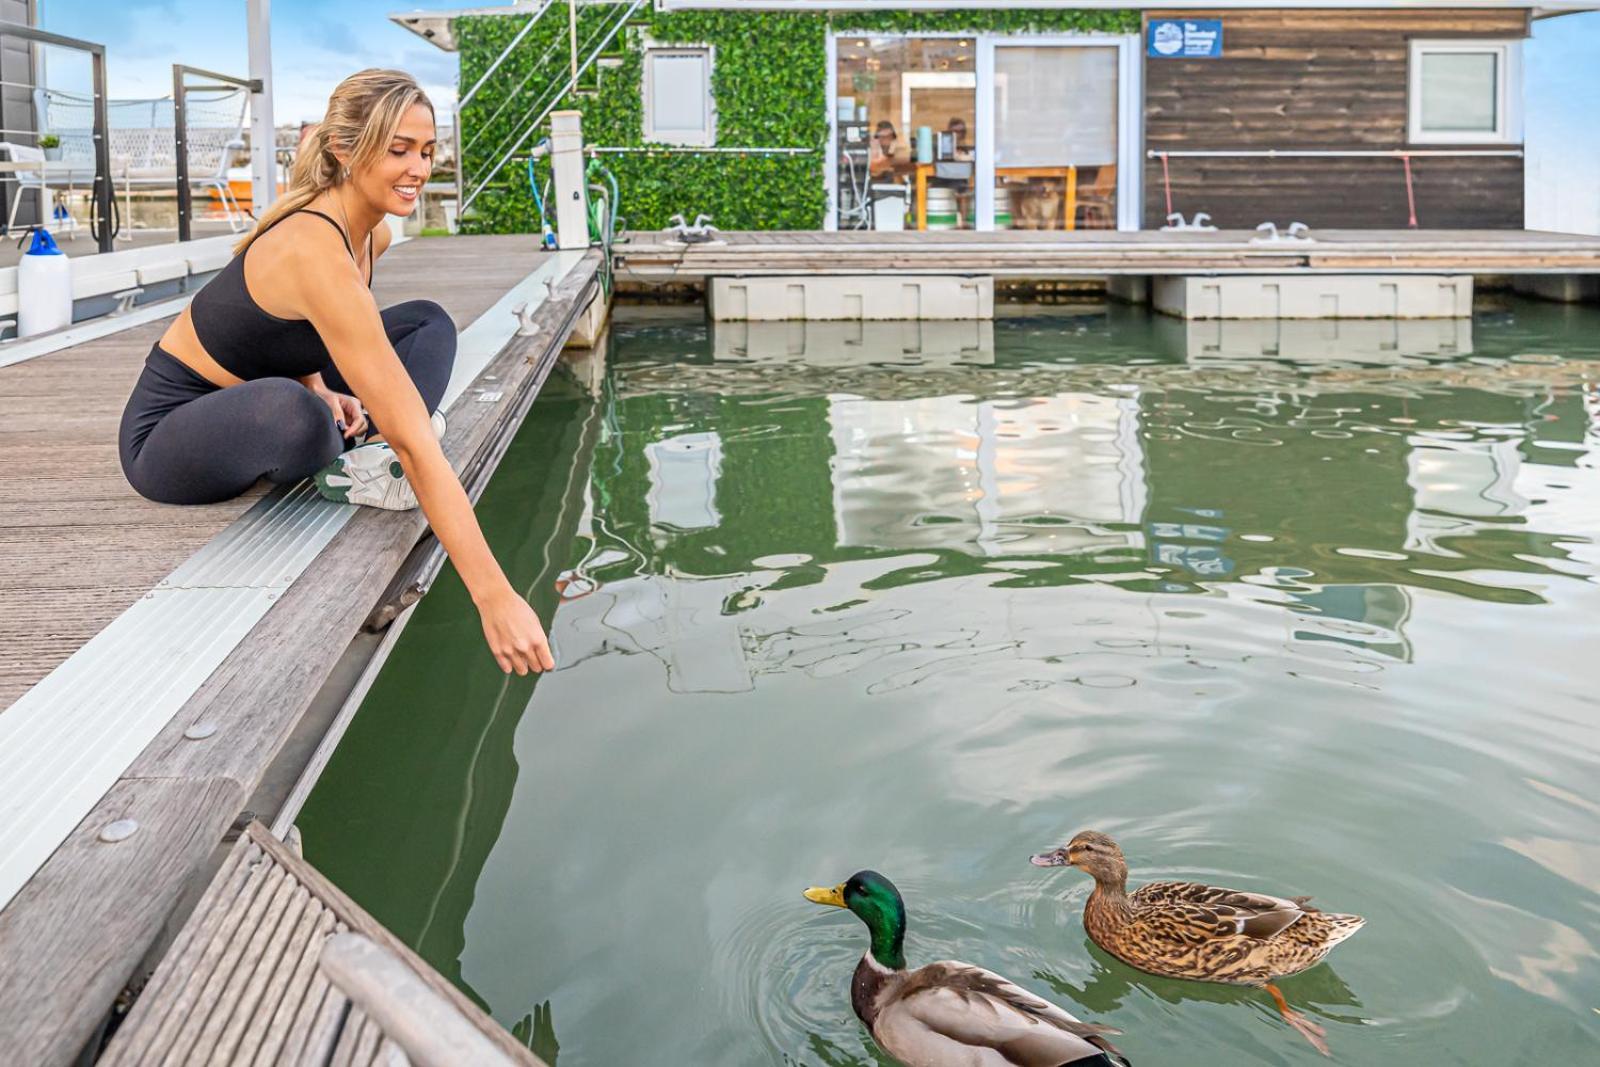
[299, 299, 1600, 1066]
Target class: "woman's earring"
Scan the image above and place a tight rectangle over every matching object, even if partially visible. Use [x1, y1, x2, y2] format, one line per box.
[341, 165, 350, 181]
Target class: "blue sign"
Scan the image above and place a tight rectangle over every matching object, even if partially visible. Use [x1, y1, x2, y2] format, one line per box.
[1148, 19, 1223, 58]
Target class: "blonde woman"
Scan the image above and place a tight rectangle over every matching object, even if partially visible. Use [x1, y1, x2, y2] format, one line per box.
[118, 69, 553, 675]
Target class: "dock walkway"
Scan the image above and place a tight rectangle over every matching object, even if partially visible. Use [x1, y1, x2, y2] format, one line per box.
[617, 228, 1600, 280]
[0, 235, 601, 1066]
[0, 234, 543, 708]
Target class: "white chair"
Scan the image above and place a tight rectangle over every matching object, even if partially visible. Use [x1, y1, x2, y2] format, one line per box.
[0, 141, 79, 238]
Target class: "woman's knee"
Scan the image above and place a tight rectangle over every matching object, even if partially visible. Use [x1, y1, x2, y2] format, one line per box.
[385, 298, 454, 332]
[251, 380, 341, 479]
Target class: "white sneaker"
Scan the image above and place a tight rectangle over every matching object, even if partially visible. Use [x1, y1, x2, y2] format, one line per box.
[313, 442, 417, 510]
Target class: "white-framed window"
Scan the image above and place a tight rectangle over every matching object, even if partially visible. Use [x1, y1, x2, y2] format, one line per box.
[1408, 40, 1521, 145]
[643, 47, 715, 146]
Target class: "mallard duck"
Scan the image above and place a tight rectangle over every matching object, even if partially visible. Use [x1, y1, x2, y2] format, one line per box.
[804, 870, 1130, 1067]
[1030, 831, 1363, 1055]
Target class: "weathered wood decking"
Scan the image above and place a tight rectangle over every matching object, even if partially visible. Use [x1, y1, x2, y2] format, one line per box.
[616, 228, 1600, 281]
[0, 235, 602, 1066]
[97, 822, 543, 1067]
[0, 235, 545, 709]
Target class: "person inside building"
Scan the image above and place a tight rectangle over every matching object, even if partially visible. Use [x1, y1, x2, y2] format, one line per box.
[868, 120, 902, 179]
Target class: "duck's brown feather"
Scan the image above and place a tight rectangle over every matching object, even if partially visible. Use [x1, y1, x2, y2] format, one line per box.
[1085, 880, 1363, 986]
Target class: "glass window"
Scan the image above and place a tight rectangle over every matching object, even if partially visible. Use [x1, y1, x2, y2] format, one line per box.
[645, 49, 713, 146]
[1419, 51, 1497, 133]
[833, 36, 978, 230]
[993, 45, 1119, 231]
[1409, 42, 1518, 145]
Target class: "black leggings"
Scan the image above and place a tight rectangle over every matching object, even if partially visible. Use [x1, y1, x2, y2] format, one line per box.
[119, 299, 456, 505]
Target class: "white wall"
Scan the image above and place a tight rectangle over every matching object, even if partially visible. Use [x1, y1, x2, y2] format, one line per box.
[1524, 12, 1600, 235]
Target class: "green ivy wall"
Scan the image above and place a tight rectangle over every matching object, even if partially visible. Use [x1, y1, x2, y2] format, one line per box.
[455, 6, 1138, 234]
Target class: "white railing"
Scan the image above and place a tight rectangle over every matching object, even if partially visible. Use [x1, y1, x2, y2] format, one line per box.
[458, 0, 648, 219]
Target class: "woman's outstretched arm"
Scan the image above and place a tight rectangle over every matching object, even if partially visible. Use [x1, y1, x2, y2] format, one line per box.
[294, 245, 553, 675]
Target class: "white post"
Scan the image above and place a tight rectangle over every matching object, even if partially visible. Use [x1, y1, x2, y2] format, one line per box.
[246, 0, 277, 217]
[549, 110, 589, 250]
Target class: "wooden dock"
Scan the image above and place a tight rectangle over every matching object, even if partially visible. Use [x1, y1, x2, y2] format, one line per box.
[616, 228, 1600, 281]
[0, 235, 546, 709]
[97, 822, 543, 1067]
[0, 234, 602, 1065]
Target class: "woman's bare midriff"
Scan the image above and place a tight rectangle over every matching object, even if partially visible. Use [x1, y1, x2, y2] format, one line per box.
[159, 309, 245, 389]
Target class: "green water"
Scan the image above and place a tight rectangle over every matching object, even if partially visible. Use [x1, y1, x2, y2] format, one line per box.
[299, 301, 1600, 1065]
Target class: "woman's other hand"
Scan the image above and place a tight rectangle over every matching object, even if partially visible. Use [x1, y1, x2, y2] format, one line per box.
[476, 584, 555, 675]
[313, 386, 368, 440]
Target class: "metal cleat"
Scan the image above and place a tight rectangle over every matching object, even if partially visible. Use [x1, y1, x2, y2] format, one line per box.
[109, 287, 144, 315]
[1251, 221, 1315, 245]
[1161, 212, 1217, 232]
[668, 212, 723, 244]
[511, 302, 541, 337]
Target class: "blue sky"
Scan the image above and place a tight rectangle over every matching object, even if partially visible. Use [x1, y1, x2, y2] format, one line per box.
[38, 0, 462, 124]
[33, 2, 1600, 228]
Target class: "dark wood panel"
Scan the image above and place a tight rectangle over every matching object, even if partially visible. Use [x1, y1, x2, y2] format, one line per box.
[1146, 155, 1524, 230]
[1143, 9, 1530, 228]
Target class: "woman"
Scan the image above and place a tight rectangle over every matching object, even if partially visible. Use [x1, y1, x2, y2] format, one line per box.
[118, 69, 553, 676]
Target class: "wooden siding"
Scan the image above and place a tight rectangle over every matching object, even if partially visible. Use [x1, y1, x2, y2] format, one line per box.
[1143, 9, 1531, 229]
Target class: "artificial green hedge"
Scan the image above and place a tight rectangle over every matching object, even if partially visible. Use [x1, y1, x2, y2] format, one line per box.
[455, 6, 1139, 233]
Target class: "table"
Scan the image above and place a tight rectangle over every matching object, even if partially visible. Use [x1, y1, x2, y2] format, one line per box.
[917, 163, 1079, 231]
[0, 160, 93, 238]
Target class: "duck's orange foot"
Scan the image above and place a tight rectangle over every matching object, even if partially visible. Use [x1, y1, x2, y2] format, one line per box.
[1265, 982, 1330, 1056]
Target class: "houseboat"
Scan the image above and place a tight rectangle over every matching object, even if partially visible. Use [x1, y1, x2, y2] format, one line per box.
[394, 0, 1600, 234]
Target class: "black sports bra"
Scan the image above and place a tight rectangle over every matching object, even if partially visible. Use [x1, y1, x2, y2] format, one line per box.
[189, 209, 374, 382]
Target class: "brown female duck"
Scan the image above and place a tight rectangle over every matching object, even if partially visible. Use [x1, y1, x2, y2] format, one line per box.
[1031, 831, 1363, 1055]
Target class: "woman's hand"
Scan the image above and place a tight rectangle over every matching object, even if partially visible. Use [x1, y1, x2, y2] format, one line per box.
[476, 584, 555, 675]
[312, 386, 368, 440]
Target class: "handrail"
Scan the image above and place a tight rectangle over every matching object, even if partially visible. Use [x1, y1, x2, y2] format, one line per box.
[459, 0, 557, 112]
[461, 0, 647, 219]
[1148, 148, 1524, 158]
[453, 0, 561, 218]
[0, 21, 113, 252]
[173, 65, 260, 242]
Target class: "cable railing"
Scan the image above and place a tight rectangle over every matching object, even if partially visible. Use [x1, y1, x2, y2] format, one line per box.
[0, 21, 114, 252]
[459, 0, 648, 219]
[173, 66, 260, 242]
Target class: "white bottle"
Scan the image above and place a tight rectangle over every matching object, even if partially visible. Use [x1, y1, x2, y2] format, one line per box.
[18, 228, 72, 338]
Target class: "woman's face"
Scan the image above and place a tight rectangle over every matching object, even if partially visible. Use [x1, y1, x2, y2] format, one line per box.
[352, 102, 435, 217]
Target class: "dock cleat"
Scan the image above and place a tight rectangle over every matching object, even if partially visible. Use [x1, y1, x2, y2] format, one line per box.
[313, 442, 417, 511]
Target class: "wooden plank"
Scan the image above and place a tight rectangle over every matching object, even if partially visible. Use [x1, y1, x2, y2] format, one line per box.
[1142, 8, 1531, 229]
[319, 934, 519, 1067]
[0, 235, 553, 712]
[0, 776, 244, 1065]
[102, 824, 539, 1066]
[0, 253, 602, 1067]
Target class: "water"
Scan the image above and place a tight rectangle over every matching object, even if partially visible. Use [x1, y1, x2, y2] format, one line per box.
[298, 300, 1600, 1065]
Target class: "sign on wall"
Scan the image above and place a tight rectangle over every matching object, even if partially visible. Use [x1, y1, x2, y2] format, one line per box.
[1147, 19, 1223, 59]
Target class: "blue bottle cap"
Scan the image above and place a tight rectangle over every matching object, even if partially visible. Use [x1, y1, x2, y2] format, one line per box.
[25, 229, 63, 256]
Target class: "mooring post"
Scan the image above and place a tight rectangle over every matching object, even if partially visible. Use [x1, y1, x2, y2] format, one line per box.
[550, 111, 590, 251]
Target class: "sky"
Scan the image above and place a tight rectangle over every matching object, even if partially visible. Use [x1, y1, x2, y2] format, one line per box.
[37, 0, 463, 125]
[31, 1, 1600, 231]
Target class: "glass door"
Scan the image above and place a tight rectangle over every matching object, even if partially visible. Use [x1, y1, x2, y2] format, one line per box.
[830, 35, 979, 231]
[976, 36, 1141, 232]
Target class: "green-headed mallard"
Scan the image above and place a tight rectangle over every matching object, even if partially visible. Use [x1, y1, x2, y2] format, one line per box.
[804, 870, 1130, 1067]
[1030, 831, 1363, 1055]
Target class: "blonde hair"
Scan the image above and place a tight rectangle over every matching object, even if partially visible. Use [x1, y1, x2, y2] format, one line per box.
[235, 69, 433, 254]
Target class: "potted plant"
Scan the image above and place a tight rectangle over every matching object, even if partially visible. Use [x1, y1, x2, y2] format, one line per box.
[38, 134, 61, 161]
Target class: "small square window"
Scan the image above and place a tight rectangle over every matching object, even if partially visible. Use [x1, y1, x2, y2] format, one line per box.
[644, 48, 715, 147]
[1409, 41, 1520, 145]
